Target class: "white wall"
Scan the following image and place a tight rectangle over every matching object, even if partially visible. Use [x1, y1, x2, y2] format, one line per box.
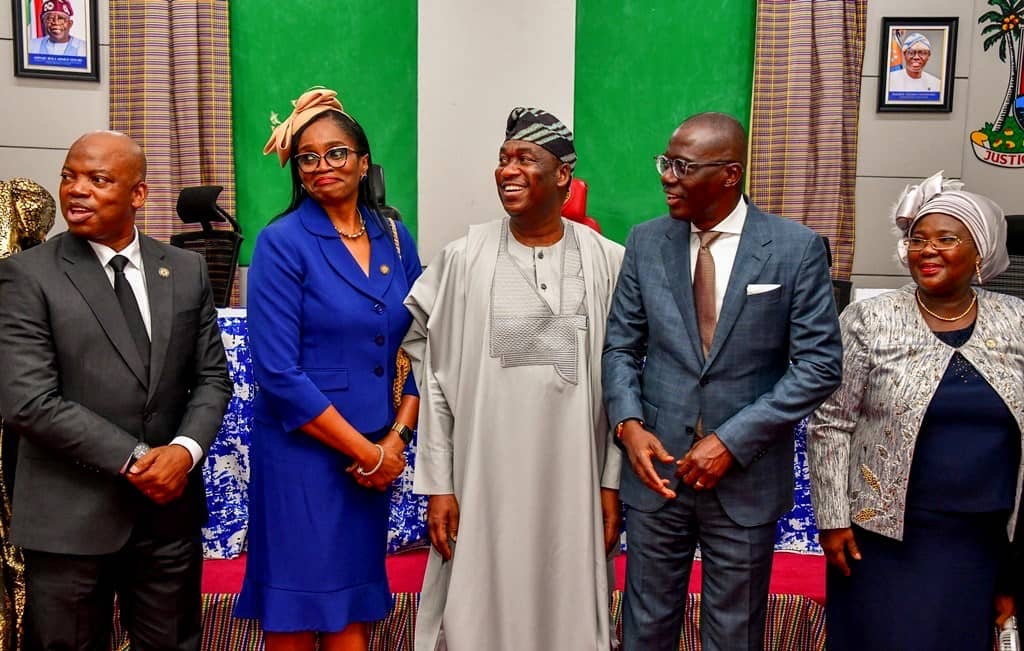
[0, 1, 110, 237]
[417, 1, 577, 263]
[854, 0, 1024, 290]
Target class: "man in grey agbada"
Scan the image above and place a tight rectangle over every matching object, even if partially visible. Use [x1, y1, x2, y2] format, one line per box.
[405, 107, 624, 650]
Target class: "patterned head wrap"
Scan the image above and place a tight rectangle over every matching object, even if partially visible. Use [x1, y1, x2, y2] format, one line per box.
[902, 33, 931, 52]
[504, 107, 576, 172]
[893, 171, 1009, 281]
[263, 87, 350, 167]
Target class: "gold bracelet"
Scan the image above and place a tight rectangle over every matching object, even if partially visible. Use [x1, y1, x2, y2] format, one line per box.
[357, 444, 385, 476]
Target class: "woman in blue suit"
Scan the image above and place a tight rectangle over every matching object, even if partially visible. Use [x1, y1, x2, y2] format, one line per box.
[235, 88, 422, 651]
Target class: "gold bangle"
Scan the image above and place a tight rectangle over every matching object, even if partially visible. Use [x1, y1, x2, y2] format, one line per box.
[357, 444, 385, 476]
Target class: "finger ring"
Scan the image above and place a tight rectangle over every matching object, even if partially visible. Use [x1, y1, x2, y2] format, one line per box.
[695, 481, 705, 489]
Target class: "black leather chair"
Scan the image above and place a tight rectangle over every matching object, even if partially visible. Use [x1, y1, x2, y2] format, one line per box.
[820, 236, 853, 313]
[170, 185, 243, 308]
[366, 164, 402, 222]
[982, 214, 1024, 300]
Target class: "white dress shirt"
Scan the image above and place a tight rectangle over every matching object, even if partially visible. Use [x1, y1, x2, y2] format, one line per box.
[689, 197, 748, 320]
[89, 229, 203, 470]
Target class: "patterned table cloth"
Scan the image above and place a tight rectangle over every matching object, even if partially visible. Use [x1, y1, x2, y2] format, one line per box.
[203, 311, 819, 559]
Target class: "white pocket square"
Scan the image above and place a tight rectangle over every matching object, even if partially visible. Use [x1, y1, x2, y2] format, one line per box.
[746, 283, 781, 295]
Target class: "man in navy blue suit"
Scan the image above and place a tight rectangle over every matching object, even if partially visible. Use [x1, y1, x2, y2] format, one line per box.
[603, 113, 842, 650]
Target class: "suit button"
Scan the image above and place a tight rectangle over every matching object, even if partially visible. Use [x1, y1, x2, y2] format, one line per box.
[374, 366, 384, 377]
[375, 334, 385, 346]
[373, 303, 384, 314]
[699, 377, 709, 387]
[685, 426, 695, 434]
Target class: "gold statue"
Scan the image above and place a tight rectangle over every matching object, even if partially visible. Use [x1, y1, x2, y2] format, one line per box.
[0, 426, 23, 651]
[0, 177, 52, 649]
[0, 178, 56, 259]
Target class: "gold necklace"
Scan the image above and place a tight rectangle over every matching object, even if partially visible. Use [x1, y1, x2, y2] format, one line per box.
[915, 289, 977, 322]
[335, 214, 366, 240]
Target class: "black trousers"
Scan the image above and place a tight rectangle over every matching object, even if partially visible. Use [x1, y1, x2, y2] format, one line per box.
[22, 528, 202, 651]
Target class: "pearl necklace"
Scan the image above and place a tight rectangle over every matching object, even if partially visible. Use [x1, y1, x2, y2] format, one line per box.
[915, 288, 977, 322]
[335, 214, 366, 240]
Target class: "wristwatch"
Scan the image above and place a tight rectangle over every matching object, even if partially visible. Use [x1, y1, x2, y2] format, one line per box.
[390, 422, 414, 445]
[125, 441, 151, 473]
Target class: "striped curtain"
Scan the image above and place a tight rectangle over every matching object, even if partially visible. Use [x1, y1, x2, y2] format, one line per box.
[109, 1, 238, 301]
[748, 1, 867, 280]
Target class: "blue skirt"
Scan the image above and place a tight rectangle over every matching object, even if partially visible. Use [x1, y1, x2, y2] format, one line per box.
[826, 507, 1007, 651]
[234, 423, 392, 632]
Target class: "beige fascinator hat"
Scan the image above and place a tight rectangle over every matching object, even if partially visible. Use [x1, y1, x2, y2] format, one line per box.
[263, 87, 350, 167]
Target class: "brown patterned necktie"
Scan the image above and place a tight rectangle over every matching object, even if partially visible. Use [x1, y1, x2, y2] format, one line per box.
[694, 231, 721, 357]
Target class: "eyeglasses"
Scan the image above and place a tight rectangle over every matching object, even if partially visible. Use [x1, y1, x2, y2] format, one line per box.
[654, 155, 737, 179]
[44, 14, 70, 24]
[903, 235, 963, 251]
[293, 146, 360, 173]
[904, 49, 930, 59]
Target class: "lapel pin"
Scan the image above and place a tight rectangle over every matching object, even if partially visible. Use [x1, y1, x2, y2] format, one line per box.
[158, 267, 171, 278]
[379, 264, 390, 275]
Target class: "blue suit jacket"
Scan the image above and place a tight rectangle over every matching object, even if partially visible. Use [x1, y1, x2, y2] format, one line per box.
[247, 199, 421, 438]
[603, 203, 842, 526]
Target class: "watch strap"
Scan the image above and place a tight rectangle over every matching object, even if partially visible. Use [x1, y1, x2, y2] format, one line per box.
[123, 441, 152, 474]
[391, 422, 414, 445]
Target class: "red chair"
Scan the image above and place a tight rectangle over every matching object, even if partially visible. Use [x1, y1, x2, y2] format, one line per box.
[561, 177, 601, 233]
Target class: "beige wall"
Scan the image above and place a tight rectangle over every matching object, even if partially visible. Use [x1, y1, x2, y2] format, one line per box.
[854, 0, 1024, 290]
[0, 1, 110, 237]
[417, 0, 577, 263]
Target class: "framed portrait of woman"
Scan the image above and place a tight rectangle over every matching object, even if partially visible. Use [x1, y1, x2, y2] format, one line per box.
[877, 17, 958, 112]
[11, 0, 100, 81]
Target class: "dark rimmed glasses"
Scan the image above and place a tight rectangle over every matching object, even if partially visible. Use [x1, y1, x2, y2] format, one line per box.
[294, 146, 360, 173]
[903, 235, 963, 251]
[654, 155, 738, 180]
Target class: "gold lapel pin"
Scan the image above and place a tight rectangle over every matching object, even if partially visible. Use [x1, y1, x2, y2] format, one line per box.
[379, 264, 390, 275]
[158, 267, 171, 278]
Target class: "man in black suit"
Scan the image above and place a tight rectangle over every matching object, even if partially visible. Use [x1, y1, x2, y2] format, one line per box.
[0, 131, 231, 650]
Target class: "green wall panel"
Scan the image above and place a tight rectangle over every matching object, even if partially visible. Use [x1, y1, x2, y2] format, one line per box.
[573, 0, 756, 244]
[230, 2, 417, 264]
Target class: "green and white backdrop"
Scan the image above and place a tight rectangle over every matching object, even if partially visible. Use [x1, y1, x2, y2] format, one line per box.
[230, 0, 756, 264]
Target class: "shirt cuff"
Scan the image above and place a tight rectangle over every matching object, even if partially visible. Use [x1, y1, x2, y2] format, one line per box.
[170, 436, 204, 471]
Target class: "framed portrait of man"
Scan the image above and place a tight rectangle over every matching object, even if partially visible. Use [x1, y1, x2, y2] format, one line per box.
[11, 0, 100, 81]
[877, 17, 958, 112]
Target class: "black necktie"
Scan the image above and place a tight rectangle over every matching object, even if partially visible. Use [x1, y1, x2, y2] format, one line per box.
[109, 255, 150, 371]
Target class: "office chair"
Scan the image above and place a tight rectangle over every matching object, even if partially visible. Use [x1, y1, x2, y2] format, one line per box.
[983, 214, 1024, 300]
[170, 185, 243, 308]
[820, 236, 852, 313]
[366, 164, 403, 222]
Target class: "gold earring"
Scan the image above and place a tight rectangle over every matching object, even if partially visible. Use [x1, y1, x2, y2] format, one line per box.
[562, 186, 572, 206]
[976, 258, 983, 284]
